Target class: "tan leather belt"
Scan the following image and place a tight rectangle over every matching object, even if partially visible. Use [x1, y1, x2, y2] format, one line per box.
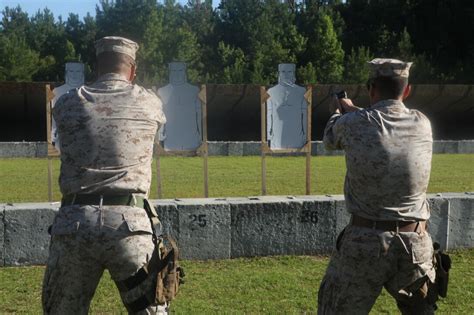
[351, 215, 426, 233]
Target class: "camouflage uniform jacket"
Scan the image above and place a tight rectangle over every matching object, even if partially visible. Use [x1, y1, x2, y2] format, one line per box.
[53, 73, 166, 196]
[323, 99, 432, 221]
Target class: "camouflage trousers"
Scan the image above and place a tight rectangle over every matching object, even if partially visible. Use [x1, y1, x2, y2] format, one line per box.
[42, 205, 167, 315]
[317, 225, 437, 314]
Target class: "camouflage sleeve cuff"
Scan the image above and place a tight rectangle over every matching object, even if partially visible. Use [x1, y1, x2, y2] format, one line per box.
[323, 114, 344, 150]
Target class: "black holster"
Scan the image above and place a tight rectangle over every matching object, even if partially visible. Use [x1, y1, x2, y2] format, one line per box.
[433, 242, 452, 298]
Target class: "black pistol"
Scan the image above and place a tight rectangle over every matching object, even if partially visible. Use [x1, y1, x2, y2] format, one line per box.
[333, 90, 348, 113]
[334, 90, 347, 99]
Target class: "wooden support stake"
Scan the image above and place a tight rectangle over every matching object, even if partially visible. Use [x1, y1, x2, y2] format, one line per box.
[156, 153, 162, 199]
[305, 86, 313, 195]
[45, 85, 56, 202]
[203, 149, 209, 198]
[47, 157, 53, 202]
[261, 154, 267, 196]
[260, 86, 270, 196]
[200, 85, 209, 198]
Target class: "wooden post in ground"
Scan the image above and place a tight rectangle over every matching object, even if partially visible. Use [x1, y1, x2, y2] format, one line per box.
[200, 85, 209, 198]
[305, 86, 313, 195]
[156, 153, 163, 199]
[260, 86, 270, 196]
[45, 84, 56, 202]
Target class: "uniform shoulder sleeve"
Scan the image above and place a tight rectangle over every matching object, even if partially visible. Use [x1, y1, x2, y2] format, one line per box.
[411, 109, 432, 136]
[323, 113, 347, 150]
[141, 87, 166, 125]
[52, 90, 77, 121]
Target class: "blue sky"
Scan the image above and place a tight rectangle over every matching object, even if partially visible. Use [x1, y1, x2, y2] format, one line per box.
[1, 0, 218, 19]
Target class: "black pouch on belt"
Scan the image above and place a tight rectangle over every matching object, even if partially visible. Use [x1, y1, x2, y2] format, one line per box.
[433, 242, 451, 298]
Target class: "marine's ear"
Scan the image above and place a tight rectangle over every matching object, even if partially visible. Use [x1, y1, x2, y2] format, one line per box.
[129, 64, 137, 82]
[402, 84, 411, 100]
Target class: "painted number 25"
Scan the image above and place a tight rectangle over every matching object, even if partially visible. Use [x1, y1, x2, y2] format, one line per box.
[189, 214, 207, 227]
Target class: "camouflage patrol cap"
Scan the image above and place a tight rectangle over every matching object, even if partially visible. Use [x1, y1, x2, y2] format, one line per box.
[95, 36, 139, 60]
[368, 58, 413, 79]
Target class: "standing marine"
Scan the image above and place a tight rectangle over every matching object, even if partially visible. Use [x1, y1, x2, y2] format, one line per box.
[318, 58, 437, 314]
[42, 36, 170, 314]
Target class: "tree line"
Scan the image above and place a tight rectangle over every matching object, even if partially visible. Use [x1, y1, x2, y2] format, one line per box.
[0, 0, 472, 85]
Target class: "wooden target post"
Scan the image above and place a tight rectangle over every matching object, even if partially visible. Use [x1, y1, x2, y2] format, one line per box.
[260, 85, 313, 196]
[305, 86, 313, 195]
[45, 85, 57, 202]
[155, 84, 209, 199]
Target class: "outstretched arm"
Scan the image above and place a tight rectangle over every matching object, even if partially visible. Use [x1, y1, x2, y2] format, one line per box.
[324, 97, 352, 150]
[338, 98, 361, 113]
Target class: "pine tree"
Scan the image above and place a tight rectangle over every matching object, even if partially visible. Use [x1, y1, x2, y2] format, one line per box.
[1, 0, 473, 84]
[300, 9, 344, 84]
[216, 0, 305, 84]
[393, 28, 437, 83]
[344, 46, 373, 84]
[159, 1, 201, 83]
[0, 33, 39, 81]
[162, 26, 201, 82]
[395, 27, 414, 62]
[298, 62, 318, 84]
[216, 41, 247, 83]
[374, 25, 397, 57]
[24, 9, 65, 80]
[183, 0, 217, 82]
[410, 53, 436, 84]
[64, 13, 97, 81]
[96, 0, 156, 41]
[138, 7, 164, 84]
[1, 5, 30, 36]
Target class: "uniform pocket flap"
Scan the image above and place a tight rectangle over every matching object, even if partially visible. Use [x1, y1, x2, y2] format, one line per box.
[123, 212, 153, 234]
[411, 240, 433, 264]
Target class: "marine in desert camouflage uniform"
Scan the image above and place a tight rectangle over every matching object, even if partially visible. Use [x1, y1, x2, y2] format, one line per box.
[318, 59, 437, 314]
[42, 36, 167, 314]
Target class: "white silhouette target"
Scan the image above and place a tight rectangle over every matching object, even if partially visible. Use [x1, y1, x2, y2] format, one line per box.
[51, 62, 85, 151]
[266, 63, 308, 149]
[158, 62, 202, 151]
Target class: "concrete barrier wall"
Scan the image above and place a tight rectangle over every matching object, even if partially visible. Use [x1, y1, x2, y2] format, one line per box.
[1, 193, 472, 266]
[0, 142, 48, 158]
[1, 140, 474, 158]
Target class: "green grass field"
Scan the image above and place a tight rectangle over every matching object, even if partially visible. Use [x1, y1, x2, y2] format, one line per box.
[1, 250, 473, 314]
[1, 154, 473, 203]
[1, 154, 473, 313]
